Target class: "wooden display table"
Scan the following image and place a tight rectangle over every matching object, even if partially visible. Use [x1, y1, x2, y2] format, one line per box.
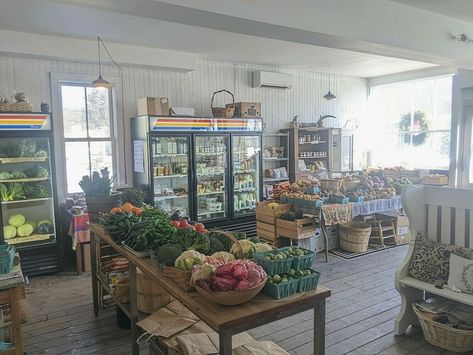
[89, 223, 331, 355]
[0, 261, 25, 355]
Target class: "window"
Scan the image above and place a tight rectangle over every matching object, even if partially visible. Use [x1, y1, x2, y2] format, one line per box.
[363, 76, 452, 170]
[60, 84, 115, 193]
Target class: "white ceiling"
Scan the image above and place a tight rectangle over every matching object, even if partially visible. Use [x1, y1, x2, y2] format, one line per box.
[0, 0, 437, 77]
[390, 0, 473, 23]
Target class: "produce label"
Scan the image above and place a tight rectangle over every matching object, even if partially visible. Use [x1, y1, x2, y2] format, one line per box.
[0, 113, 50, 130]
[150, 117, 263, 132]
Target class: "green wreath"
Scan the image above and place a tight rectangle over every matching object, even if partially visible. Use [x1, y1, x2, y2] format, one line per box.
[399, 110, 429, 146]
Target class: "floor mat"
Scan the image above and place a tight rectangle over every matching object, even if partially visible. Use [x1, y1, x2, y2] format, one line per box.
[329, 243, 408, 259]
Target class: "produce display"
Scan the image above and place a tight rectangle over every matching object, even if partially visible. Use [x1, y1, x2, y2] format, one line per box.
[3, 214, 53, 240]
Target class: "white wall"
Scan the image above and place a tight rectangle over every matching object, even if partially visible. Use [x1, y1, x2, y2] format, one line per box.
[0, 54, 367, 192]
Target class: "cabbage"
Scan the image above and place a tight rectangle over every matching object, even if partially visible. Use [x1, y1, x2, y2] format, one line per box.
[3, 226, 16, 239]
[17, 223, 33, 237]
[37, 219, 53, 234]
[8, 214, 25, 227]
[175, 250, 205, 271]
[211, 251, 235, 263]
[230, 239, 256, 259]
[26, 221, 37, 233]
[255, 243, 273, 253]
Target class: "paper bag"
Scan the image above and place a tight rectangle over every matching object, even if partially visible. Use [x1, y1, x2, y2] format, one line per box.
[177, 332, 256, 355]
[161, 320, 215, 353]
[136, 307, 197, 339]
[233, 341, 289, 355]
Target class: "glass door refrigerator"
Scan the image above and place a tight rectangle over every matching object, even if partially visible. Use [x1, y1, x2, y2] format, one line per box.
[132, 116, 263, 232]
[0, 113, 60, 276]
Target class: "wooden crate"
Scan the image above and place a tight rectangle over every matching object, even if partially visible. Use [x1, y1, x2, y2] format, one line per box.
[259, 236, 281, 247]
[276, 217, 316, 240]
[257, 224, 277, 242]
[256, 200, 290, 224]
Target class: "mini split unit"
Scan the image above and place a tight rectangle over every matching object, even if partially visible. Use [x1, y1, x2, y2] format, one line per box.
[252, 71, 293, 89]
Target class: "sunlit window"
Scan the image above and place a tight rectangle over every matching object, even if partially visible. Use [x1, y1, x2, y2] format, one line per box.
[60, 85, 114, 193]
[361, 76, 452, 170]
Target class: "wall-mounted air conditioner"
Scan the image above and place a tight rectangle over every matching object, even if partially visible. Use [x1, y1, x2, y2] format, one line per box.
[252, 71, 293, 89]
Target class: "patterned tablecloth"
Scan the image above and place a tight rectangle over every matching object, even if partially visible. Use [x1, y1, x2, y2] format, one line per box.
[321, 196, 402, 225]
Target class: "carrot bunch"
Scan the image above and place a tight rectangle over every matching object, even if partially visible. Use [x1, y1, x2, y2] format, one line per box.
[110, 202, 142, 216]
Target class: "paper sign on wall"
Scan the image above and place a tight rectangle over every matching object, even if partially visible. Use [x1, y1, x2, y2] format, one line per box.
[133, 140, 144, 173]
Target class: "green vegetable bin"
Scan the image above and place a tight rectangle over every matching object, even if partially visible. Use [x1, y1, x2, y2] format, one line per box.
[254, 251, 294, 275]
[279, 247, 316, 270]
[263, 278, 299, 299]
[297, 269, 321, 292]
[0, 245, 15, 274]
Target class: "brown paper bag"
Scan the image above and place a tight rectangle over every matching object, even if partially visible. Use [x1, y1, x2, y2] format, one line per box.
[233, 341, 289, 355]
[177, 332, 255, 355]
[136, 307, 197, 339]
[161, 320, 215, 353]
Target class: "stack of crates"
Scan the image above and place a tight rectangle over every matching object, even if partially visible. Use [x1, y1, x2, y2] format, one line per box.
[256, 201, 290, 247]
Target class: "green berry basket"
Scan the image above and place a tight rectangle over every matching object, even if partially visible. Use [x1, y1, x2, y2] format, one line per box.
[279, 247, 316, 270]
[254, 250, 294, 275]
[297, 269, 321, 292]
[263, 278, 299, 299]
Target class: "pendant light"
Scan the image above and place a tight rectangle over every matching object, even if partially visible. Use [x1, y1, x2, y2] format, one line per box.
[323, 66, 336, 101]
[91, 36, 112, 89]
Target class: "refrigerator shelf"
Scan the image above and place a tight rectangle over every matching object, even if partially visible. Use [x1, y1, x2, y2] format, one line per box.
[154, 194, 188, 201]
[6, 233, 54, 245]
[154, 154, 188, 158]
[197, 210, 225, 217]
[263, 177, 289, 182]
[0, 157, 48, 164]
[197, 171, 224, 177]
[198, 191, 225, 196]
[235, 207, 256, 212]
[153, 174, 187, 179]
[263, 158, 288, 161]
[235, 170, 256, 174]
[234, 188, 256, 193]
[0, 177, 49, 183]
[196, 152, 225, 156]
[2, 197, 52, 206]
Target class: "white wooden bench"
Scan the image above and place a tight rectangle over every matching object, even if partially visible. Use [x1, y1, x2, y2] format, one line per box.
[395, 185, 473, 335]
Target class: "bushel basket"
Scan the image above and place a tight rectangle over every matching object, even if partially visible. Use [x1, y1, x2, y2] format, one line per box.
[194, 279, 266, 305]
[413, 303, 473, 353]
[211, 89, 235, 118]
[339, 221, 372, 253]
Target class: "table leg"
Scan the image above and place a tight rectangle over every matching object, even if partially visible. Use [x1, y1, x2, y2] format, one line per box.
[129, 264, 139, 355]
[76, 242, 83, 275]
[321, 226, 329, 262]
[90, 232, 99, 317]
[313, 299, 326, 355]
[10, 288, 22, 355]
[219, 330, 232, 355]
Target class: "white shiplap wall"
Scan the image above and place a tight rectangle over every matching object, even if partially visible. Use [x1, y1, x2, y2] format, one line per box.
[0, 55, 367, 189]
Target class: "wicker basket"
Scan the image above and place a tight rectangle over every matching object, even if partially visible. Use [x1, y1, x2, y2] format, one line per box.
[343, 179, 360, 192]
[194, 279, 266, 305]
[413, 303, 473, 353]
[211, 89, 235, 118]
[137, 268, 171, 313]
[163, 231, 243, 292]
[114, 277, 130, 304]
[319, 179, 343, 192]
[339, 222, 372, 253]
[0, 102, 33, 112]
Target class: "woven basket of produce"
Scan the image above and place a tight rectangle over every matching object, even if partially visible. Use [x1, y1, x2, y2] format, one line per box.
[0, 102, 33, 112]
[211, 89, 235, 118]
[194, 280, 265, 306]
[413, 303, 473, 353]
[162, 266, 194, 292]
[339, 222, 372, 253]
[137, 268, 171, 313]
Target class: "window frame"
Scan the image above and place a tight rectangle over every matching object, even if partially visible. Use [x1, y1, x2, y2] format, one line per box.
[51, 73, 125, 197]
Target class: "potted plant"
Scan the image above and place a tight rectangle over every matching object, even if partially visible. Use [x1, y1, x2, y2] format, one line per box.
[79, 168, 121, 222]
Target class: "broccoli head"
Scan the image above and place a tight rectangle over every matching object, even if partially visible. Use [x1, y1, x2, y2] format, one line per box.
[156, 244, 183, 266]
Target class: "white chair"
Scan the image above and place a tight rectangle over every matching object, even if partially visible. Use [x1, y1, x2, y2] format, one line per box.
[395, 185, 473, 335]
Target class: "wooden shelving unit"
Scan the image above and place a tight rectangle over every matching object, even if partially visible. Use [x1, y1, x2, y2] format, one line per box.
[263, 132, 290, 198]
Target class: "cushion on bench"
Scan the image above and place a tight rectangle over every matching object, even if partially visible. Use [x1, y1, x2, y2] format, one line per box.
[400, 276, 473, 307]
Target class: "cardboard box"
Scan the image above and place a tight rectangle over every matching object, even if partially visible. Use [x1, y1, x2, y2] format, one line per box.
[138, 97, 170, 116]
[227, 102, 261, 117]
[395, 213, 410, 237]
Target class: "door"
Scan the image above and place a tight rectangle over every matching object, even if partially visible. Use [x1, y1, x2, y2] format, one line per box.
[460, 105, 473, 188]
[232, 135, 262, 217]
[194, 135, 229, 222]
[151, 135, 191, 217]
[0, 136, 57, 248]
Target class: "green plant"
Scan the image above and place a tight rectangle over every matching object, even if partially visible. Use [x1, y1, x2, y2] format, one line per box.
[174, 228, 210, 254]
[156, 244, 183, 266]
[0, 183, 24, 201]
[121, 188, 145, 207]
[79, 168, 115, 197]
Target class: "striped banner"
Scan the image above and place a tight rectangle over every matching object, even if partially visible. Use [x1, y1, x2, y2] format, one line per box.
[150, 117, 263, 132]
[0, 113, 49, 130]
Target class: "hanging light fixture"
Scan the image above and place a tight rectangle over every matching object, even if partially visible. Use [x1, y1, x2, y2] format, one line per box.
[323, 65, 336, 101]
[91, 36, 112, 89]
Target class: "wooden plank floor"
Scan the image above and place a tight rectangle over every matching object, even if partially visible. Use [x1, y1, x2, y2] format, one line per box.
[22, 245, 457, 354]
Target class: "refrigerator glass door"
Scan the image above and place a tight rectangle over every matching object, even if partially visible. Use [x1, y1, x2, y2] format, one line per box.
[232, 135, 261, 216]
[151, 136, 190, 217]
[0, 137, 56, 248]
[195, 135, 228, 221]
